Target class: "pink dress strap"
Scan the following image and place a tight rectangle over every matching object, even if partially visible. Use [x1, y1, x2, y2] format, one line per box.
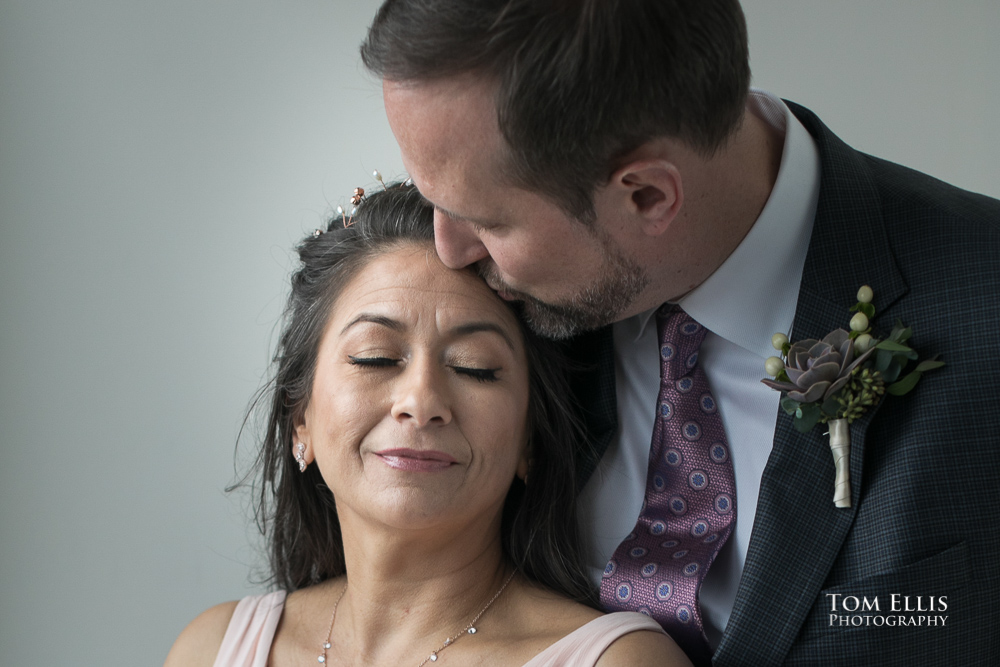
[521, 611, 666, 666]
[212, 591, 287, 667]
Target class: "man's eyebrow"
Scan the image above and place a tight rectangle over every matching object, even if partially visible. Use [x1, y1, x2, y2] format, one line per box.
[450, 322, 517, 353]
[340, 314, 404, 335]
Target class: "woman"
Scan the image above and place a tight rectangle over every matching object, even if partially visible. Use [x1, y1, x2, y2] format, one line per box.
[165, 183, 689, 666]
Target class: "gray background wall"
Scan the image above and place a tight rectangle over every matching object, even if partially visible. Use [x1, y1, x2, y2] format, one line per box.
[1, 2, 996, 665]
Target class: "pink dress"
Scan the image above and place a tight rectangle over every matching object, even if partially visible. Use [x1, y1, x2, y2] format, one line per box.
[213, 591, 665, 667]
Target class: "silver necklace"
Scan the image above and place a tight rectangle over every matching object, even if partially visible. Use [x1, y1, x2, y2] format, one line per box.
[316, 569, 516, 666]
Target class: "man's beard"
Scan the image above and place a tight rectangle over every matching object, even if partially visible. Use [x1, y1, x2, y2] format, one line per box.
[479, 236, 649, 340]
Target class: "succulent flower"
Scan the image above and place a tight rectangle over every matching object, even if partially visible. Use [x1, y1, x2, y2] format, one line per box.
[761, 329, 875, 403]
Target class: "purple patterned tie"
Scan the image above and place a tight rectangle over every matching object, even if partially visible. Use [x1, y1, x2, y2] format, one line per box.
[600, 305, 736, 664]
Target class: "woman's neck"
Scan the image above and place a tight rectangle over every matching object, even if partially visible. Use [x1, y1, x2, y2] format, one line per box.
[327, 511, 514, 663]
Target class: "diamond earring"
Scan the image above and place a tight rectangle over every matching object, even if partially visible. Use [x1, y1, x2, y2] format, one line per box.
[294, 442, 307, 473]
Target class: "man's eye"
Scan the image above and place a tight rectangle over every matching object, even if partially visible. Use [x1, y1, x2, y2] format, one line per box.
[451, 366, 499, 383]
[348, 356, 399, 367]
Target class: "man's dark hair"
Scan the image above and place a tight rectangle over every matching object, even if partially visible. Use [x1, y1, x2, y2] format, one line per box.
[362, 0, 750, 221]
[240, 183, 597, 605]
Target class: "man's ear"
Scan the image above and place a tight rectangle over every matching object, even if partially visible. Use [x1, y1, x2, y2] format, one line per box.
[609, 158, 684, 237]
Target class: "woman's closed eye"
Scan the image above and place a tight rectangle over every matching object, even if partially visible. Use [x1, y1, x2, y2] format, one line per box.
[450, 365, 500, 383]
[348, 356, 499, 383]
[348, 355, 399, 367]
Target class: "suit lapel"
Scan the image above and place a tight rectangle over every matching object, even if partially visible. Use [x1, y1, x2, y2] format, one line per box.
[715, 103, 908, 665]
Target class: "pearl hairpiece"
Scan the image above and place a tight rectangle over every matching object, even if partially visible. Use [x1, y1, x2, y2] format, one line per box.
[314, 170, 413, 236]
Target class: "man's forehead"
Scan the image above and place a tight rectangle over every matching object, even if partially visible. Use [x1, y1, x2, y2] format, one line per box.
[384, 77, 503, 169]
[384, 75, 498, 127]
[384, 76, 508, 203]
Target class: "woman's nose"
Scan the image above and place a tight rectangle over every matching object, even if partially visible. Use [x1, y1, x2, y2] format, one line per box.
[390, 360, 453, 427]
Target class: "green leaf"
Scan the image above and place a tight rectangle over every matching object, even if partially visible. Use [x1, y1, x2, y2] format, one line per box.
[890, 326, 913, 344]
[775, 369, 790, 383]
[914, 358, 945, 373]
[875, 340, 913, 353]
[858, 303, 876, 319]
[794, 403, 822, 433]
[821, 393, 841, 417]
[882, 360, 902, 384]
[780, 395, 800, 415]
[914, 360, 945, 373]
[893, 354, 915, 374]
[875, 349, 893, 373]
[887, 370, 922, 396]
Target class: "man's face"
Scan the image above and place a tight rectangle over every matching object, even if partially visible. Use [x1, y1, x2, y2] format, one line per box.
[383, 76, 648, 339]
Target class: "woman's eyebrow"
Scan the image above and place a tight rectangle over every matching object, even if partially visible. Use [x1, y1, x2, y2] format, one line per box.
[450, 322, 517, 353]
[340, 314, 404, 335]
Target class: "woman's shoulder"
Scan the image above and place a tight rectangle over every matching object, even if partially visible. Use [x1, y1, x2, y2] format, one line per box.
[509, 580, 605, 636]
[591, 613, 692, 667]
[164, 600, 240, 667]
[164, 591, 289, 667]
[510, 600, 692, 667]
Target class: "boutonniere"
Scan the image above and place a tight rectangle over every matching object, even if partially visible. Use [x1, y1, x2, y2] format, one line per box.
[761, 286, 944, 508]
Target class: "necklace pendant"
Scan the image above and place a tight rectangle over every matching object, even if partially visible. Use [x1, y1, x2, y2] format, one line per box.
[323, 642, 331, 649]
[468, 627, 477, 634]
[429, 652, 438, 661]
[318, 656, 326, 663]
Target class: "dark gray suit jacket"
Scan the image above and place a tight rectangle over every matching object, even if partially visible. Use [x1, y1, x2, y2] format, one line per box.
[570, 102, 1000, 666]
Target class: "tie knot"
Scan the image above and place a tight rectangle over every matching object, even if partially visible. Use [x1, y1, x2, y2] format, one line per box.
[655, 304, 707, 382]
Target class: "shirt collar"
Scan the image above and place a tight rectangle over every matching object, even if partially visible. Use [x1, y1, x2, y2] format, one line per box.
[623, 90, 821, 359]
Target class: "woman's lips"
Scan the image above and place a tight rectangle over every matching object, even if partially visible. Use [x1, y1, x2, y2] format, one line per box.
[375, 448, 458, 472]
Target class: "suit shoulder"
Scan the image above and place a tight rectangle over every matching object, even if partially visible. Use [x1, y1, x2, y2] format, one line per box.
[860, 152, 1000, 233]
[164, 600, 238, 667]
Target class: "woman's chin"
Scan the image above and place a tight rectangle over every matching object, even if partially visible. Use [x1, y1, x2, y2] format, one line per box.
[346, 483, 503, 537]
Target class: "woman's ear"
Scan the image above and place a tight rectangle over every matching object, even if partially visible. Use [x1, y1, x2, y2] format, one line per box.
[293, 413, 314, 469]
[516, 437, 531, 484]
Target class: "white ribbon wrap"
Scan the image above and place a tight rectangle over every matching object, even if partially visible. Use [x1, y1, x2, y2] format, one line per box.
[829, 419, 851, 508]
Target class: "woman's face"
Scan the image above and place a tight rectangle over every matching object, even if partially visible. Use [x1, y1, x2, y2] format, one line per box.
[295, 243, 531, 534]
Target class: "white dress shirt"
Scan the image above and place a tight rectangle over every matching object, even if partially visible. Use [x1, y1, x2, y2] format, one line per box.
[577, 90, 822, 647]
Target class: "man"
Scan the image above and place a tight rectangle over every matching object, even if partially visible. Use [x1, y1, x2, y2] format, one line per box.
[362, 1, 999, 664]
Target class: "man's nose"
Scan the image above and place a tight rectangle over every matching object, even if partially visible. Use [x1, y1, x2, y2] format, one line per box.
[390, 359, 453, 427]
[433, 209, 490, 269]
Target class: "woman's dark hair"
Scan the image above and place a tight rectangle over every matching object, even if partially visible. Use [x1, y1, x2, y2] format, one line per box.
[362, 0, 750, 222]
[245, 183, 596, 605]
